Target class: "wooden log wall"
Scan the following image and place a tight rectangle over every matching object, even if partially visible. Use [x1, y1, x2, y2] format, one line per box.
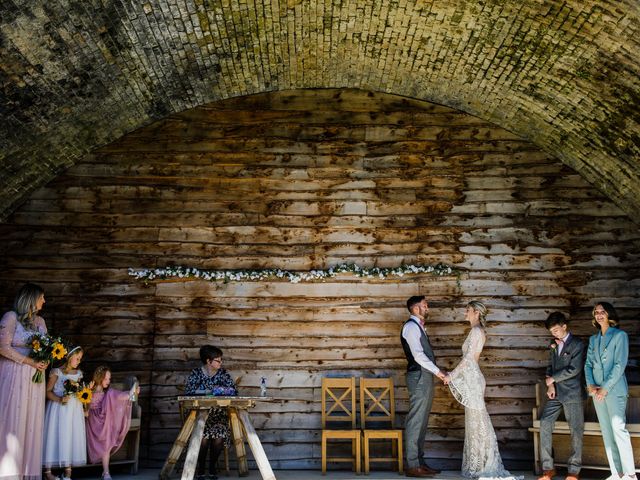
[0, 88, 638, 470]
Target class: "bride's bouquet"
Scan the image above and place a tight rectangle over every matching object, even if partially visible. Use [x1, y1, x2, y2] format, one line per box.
[28, 333, 67, 383]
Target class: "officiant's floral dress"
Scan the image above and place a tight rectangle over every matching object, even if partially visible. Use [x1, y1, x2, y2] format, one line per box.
[185, 367, 237, 444]
[449, 326, 523, 480]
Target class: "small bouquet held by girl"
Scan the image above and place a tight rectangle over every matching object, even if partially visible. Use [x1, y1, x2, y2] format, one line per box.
[63, 379, 93, 407]
[27, 332, 67, 382]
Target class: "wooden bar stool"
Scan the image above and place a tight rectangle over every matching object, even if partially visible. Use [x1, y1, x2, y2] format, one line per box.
[360, 377, 403, 474]
[321, 377, 361, 474]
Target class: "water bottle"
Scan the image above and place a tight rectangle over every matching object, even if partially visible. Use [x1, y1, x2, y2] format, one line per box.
[260, 377, 267, 397]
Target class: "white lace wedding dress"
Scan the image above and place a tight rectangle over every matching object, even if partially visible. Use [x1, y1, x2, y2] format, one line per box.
[449, 326, 523, 480]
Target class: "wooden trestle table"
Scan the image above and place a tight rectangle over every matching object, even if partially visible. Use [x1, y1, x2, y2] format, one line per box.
[159, 396, 276, 480]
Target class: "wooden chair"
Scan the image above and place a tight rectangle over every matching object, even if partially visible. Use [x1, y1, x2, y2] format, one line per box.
[321, 377, 361, 474]
[360, 377, 403, 474]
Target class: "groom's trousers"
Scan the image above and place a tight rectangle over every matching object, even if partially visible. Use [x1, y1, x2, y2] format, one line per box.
[404, 369, 434, 469]
[540, 398, 584, 474]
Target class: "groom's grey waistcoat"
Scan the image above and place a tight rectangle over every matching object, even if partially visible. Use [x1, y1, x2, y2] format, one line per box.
[401, 318, 435, 372]
[548, 334, 586, 402]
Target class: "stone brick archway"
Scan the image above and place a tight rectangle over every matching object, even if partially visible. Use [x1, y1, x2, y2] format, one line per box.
[1, 1, 639, 221]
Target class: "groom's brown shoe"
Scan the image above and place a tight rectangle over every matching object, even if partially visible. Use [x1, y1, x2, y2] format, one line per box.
[406, 467, 433, 477]
[420, 464, 441, 474]
[538, 469, 556, 480]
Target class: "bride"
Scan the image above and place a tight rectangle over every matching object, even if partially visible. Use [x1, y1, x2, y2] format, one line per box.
[445, 301, 523, 480]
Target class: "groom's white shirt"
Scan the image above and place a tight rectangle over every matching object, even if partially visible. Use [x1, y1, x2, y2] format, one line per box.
[402, 314, 441, 376]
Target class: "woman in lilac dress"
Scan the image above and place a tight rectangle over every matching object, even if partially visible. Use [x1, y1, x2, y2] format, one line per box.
[85, 366, 139, 480]
[0, 283, 49, 480]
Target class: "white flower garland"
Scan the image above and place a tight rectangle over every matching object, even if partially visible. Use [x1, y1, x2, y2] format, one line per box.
[128, 263, 457, 284]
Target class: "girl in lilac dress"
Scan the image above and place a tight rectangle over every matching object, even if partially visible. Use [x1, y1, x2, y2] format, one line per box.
[85, 366, 139, 480]
[185, 345, 237, 480]
[0, 283, 49, 480]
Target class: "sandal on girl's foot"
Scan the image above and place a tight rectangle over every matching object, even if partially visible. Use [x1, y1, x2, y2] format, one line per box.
[101, 473, 112, 480]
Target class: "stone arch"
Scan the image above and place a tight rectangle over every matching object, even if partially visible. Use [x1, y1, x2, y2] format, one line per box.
[1, 1, 639, 220]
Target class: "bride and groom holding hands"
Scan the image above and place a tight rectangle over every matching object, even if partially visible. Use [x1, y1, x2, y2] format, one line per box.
[401, 295, 524, 479]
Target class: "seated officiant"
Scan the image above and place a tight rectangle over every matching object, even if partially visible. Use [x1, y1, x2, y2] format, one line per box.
[185, 345, 238, 480]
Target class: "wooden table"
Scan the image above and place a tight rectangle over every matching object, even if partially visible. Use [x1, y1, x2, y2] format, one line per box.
[159, 396, 276, 480]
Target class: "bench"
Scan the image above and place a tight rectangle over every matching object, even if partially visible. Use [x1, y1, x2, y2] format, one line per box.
[529, 381, 640, 474]
[74, 377, 142, 474]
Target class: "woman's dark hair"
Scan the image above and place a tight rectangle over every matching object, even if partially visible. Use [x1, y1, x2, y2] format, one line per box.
[591, 302, 619, 329]
[200, 345, 223, 364]
[545, 311, 568, 330]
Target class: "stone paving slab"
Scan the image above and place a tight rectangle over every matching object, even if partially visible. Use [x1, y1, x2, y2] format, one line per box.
[72, 469, 607, 480]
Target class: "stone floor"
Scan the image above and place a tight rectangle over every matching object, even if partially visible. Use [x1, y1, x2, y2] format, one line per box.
[72, 469, 609, 480]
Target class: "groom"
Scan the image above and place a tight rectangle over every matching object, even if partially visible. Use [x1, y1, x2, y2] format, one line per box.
[401, 296, 447, 478]
[538, 312, 586, 480]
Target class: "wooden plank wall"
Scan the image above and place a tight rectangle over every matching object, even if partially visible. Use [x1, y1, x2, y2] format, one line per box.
[0, 89, 638, 470]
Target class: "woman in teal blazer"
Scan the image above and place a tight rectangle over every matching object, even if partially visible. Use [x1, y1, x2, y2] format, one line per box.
[584, 302, 636, 479]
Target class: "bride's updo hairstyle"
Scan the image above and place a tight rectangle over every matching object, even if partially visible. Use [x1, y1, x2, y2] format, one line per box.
[467, 301, 488, 327]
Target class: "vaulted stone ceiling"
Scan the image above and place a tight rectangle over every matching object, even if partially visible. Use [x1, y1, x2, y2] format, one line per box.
[1, 1, 639, 222]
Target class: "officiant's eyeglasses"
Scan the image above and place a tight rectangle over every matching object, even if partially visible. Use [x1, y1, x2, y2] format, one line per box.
[212, 358, 223, 363]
